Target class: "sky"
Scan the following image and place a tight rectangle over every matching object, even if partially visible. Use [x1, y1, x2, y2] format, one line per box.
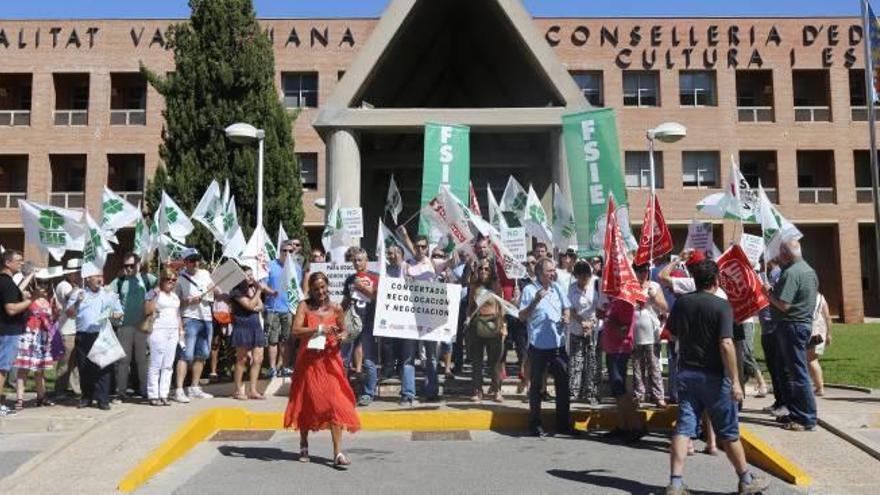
[0, 0, 861, 20]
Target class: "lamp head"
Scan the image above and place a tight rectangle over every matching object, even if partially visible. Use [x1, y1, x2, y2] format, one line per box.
[314, 198, 326, 209]
[647, 122, 687, 143]
[225, 123, 264, 143]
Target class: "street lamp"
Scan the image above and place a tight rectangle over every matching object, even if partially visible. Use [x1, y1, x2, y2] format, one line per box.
[225, 122, 266, 228]
[645, 122, 686, 264]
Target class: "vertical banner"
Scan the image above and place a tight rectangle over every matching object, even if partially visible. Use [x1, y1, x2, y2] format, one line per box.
[419, 123, 470, 236]
[562, 108, 636, 256]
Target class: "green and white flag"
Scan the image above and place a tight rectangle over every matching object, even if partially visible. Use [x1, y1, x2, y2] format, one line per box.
[133, 209, 155, 261]
[486, 184, 508, 232]
[222, 225, 246, 260]
[500, 176, 528, 221]
[552, 184, 577, 250]
[241, 225, 271, 280]
[276, 223, 289, 254]
[523, 185, 553, 247]
[158, 234, 188, 262]
[82, 211, 114, 278]
[101, 186, 140, 243]
[385, 175, 403, 225]
[419, 123, 470, 235]
[698, 158, 758, 222]
[213, 195, 239, 245]
[19, 200, 85, 261]
[562, 108, 637, 256]
[758, 183, 802, 261]
[262, 225, 278, 261]
[159, 191, 194, 242]
[322, 195, 351, 261]
[377, 221, 413, 261]
[283, 253, 304, 309]
[191, 180, 224, 241]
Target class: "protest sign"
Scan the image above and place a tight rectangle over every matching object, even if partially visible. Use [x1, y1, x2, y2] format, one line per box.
[373, 277, 461, 343]
[211, 259, 247, 293]
[341, 207, 364, 238]
[419, 122, 470, 235]
[684, 220, 714, 254]
[309, 262, 379, 303]
[717, 244, 769, 323]
[502, 226, 527, 262]
[739, 233, 764, 266]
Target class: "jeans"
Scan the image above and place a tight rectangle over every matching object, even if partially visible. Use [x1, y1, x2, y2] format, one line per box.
[356, 322, 378, 400]
[778, 321, 817, 428]
[395, 339, 417, 400]
[528, 346, 571, 432]
[675, 368, 740, 441]
[182, 318, 212, 361]
[606, 353, 630, 398]
[764, 328, 790, 408]
[115, 325, 148, 396]
[422, 341, 439, 398]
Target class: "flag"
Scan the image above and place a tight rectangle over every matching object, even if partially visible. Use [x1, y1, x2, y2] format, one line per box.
[322, 195, 351, 261]
[489, 234, 527, 279]
[419, 123, 470, 235]
[241, 226, 271, 280]
[758, 183, 802, 261]
[100, 187, 140, 242]
[158, 234, 188, 263]
[222, 225, 247, 260]
[500, 176, 528, 220]
[717, 244, 769, 323]
[633, 194, 673, 265]
[551, 184, 577, 250]
[468, 181, 482, 217]
[283, 252, 304, 309]
[420, 185, 475, 252]
[214, 195, 239, 245]
[601, 196, 645, 306]
[377, 221, 413, 261]
[133, 209, 155, 261]
[19, 200, 85, 261]
[698, 157, 758, 222]
[158, 191, 194, 242]
[81, 211, 114, 277]
[276, 223, 289, 254]
[868, 2, 880, 99]
[385, 175, 403, 225]
[523, 185, 553, 247]
[191, 180, 224, 241]
[486, 184, 508, 231]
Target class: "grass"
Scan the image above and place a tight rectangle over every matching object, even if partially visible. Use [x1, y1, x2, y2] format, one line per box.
[753, 323, 880, 390]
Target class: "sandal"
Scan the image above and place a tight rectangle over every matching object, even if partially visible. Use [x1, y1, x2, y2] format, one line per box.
[248, 393, 266, 400]
[37, 396, 55, 407]
[232, 392, 249, 401]
[150, 399, 163, 407]
[298, 445, 310, 463]
[333, 452, 351, 468]
[14, 399, 24, 411]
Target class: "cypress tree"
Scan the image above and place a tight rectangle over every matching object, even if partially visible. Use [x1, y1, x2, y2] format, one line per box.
[141, 0, 305, 258]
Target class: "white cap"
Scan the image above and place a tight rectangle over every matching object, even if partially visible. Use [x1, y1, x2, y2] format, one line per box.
[81, 264, 103, 278]
[65, 258, 83, 270]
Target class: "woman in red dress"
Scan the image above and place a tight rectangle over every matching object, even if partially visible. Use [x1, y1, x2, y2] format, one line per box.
[284, 272, 360, 467]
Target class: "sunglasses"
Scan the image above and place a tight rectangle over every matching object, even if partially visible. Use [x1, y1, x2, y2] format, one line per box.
[431, 254, 445, 259]
[123, 264, 136, 268]
[416, 244, 429, 249]
[165, 278, 178, 282]
[282, 249, 295, 253]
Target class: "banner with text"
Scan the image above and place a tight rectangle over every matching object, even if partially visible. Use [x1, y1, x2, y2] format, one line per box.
[419, 123, 470, 235]
[309, 262, 379, 303]
[562, 108, 636, 256]
[374, 277, 462, 343]
[717, 244, 769, 323]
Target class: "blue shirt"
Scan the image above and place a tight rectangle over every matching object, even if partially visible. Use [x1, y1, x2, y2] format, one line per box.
[264, 259, 302, 313]
[519, 281, 571, 350]
[68, 288, 123, 334]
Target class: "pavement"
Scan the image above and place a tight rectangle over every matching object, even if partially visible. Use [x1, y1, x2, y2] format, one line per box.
[0, 376, 878, 494]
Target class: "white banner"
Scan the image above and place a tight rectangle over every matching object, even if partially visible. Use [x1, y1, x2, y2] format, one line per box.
[739, 233, 764, 266]
[341, 207, 364, 238]
[684, 220, 714, 254]
[309, 261, 379, 303]
[373, 277, 461, 343]
[502, 226, 527, 262]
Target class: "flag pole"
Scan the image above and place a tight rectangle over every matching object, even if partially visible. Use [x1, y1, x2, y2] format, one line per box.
[648, 135, 657, 268]
[862, 0, 880, 302]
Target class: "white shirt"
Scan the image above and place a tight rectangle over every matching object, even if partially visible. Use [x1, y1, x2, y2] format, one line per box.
[55, 279, 77, 335]
[405, 259, 437, 282]
[147, 289, 181, 330]
[567, 277, 600, 337]
[555, 270, 573, 294]
[175, 268, 213, 321]
[633, 281, 663, 345]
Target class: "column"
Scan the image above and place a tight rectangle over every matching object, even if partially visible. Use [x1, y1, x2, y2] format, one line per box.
[325, 128, 361, 211]
[549, 128, 571, 198]
[838, 222, 865, 323]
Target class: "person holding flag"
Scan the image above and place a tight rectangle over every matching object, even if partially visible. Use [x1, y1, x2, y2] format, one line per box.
[261, 239, 301, 378]
[173, 249, 218, 403]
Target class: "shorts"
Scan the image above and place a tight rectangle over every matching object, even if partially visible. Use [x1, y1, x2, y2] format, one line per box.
[606, 353, 630, 397]
[264, 312, 291, 345]
[675, 368, 740, 442]
[182, 318, 213, 362]
[809, 338, 826, 356]
[0, 334, 21, 371]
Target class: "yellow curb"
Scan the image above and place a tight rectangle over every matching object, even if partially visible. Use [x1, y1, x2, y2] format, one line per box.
[117, 407, 810, 492]
[741, 426, 812, 486]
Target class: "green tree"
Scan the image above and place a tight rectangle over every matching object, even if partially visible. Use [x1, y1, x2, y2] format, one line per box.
[142, 0, 306, 259]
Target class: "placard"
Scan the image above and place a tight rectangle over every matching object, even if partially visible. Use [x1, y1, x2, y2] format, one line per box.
[341, 207, 364, 238]
[684, 220, 713, 254]
[211, 259, 247, 293]
[501, 226, 527, 262]
[739, 233, 764, 266]
[717, 245, 769, 323]
[373, 277, 461, 343]
[308, 261, 379, 303]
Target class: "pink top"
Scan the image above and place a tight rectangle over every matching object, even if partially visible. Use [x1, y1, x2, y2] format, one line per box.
[601, 298, 635, 355]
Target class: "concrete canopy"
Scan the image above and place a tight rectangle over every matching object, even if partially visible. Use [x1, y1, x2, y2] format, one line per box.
[313, 0, 590, 131]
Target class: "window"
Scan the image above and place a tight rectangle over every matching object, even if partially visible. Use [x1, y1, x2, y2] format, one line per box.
[625, 151, 663, 189]
[282, 72, 318, 108]
[570, 71, 603, 107]
[297, 153, 318, 189]
[680, 71, 716, 106]
[792, 70, 831, 121]
[623, 71, 659, 107]
[682, 151, 720, 188]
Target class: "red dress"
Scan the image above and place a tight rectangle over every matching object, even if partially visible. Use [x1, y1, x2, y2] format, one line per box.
[284, 306, 360, 432]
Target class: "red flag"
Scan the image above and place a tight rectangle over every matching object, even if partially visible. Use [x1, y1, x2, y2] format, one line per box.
[601, 196, 646, 306]
[468, 181, 482, 217]
[634, 194, 673, 265]
[717, 244, 769, 323]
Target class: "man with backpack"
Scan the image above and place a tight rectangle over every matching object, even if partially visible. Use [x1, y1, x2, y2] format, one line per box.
[111, 252, 156, 401]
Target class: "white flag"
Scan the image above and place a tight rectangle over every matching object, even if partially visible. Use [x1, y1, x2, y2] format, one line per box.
[222, 226, 247, 260]
[487, 184, 508, 232]
[82, 211, 114, 278]
[551, 184, 577, 250]
[500, 176, 528, 220]
[19, 200, 85, 261]
[213, 195, 239, 245]
[241, 226, 271, 280]
[277, 223, 289, 254]
[759, 183, 802, 261]
[159, 191, 194, 242]
[322, 195, 351, 261]
[420, 186, 475, 253]
[100, 187, 140, 242]
[191, 180, 224, 241]
[158, 234, 188, 262]
[377, 220, 413, 261]
[133, 209, 155, 261]
[283, 253, 305, 310]
[523, 185, 553, 247]
[385, 175, 403, 225]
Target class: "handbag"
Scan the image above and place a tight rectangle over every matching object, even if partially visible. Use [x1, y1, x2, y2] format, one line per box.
[470, 314, 501, 339]
[88, 324, 126, 369]
[139, 311, 156, 333]
[341, 305, 363, 344]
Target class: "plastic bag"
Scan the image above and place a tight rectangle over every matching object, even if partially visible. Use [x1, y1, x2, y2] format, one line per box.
[87, 324, 126, 369]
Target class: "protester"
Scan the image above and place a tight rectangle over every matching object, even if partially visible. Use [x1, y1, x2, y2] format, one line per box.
[208, 292, 233, 380]
[263, 239, 300, 378]
[341, 248, 379, 406]
[53, 259, 82, 399]
[285, 271, 360, 468]
[13, 279, 55, 409]
[68, 270, 123, 410]
[383, 245, 418, 406]
[432, 247, 456, 380]
[533, 242, 549, 261]
[466, 257, 506, 403]
[601, 297, 644, 441]
[310, 248, 325, 264]
[740, 312, 768, 398]
[174, 248, 217, 403]
[808, 292, 832, 397]
[567, 260, 601, 405]
[110, 253, 156, 401]
[631, 263, 668, 408]
[0, 250, 32, 416]
[518, 258, 577, 437]
[666, 258, 768, 494]
[144, 268, 183, 406]
[229, 265, 267, 400]
[764, 240, 819, 431]
[759, 261, 788, 416]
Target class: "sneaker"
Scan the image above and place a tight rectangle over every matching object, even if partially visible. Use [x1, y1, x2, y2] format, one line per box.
[357, 395, 373, 407]
[280, 367, 293, 377]
[0, 404, 15, 416]
[398, 397, 415, 407]
[173, 389, 191, 403]
[665, 484, 690, 495]
[738, 473, 770, 494]
[268, 368, 277, 379]
[187, 387, 213, 399]
[772, 405, 790, 418]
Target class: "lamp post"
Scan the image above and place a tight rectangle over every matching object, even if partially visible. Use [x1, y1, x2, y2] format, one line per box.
[225, 122, 266, 228]
[646, 122, 686, 265]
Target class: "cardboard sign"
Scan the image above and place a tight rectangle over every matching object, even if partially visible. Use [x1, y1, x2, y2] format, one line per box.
[684, 220, 714, 254]
[717, 244, 769, 323]
[373, 277, 462, 343]
[739, 233, 764, 266]
[341, 207, 364, 238]
[501, 226, 527, 262]
[211, 259, 247, 293]
[308, 262, 378, 303]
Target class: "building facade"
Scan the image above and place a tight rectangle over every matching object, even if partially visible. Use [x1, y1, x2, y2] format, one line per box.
[0, 3, 876, 321]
